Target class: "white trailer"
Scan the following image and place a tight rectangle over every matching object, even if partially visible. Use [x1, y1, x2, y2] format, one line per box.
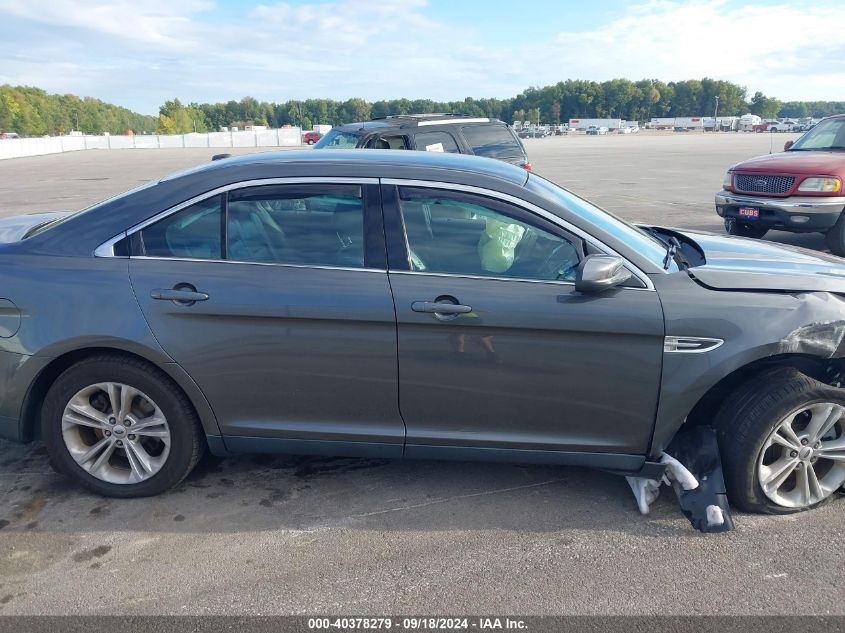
[650, 118, 676, 129]
[313, 124, 332, 135]
[738, 113, 762, 132]
[569, 118, 623, 131]
[673, 117, 705, 130]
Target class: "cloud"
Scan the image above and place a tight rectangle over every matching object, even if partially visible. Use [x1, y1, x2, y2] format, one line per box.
[0, 0, 842, 113]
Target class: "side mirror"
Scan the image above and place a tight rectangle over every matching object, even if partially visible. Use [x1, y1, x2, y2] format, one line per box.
[575, 255, 633, 294]
[784, 140, 794, 151]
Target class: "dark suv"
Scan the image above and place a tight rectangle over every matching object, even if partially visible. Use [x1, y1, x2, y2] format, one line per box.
[314, 114, 532, 170]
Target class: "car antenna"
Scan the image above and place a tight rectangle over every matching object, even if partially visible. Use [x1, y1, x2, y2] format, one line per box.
[769, 131, 774, 154]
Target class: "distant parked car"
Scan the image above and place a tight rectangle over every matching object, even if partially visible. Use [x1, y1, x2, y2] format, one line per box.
[302, 131, 323, 145]
[586, 126, 608, 135]
[0, 132, 20, 139]
[315, 114, 532, 170]
[767, 121, 797, 133]
[673, 126, 691, 133]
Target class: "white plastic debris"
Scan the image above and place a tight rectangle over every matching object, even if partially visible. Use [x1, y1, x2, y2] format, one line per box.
[626, 451, 699, 515]
[626, 476, 661, 515]
[706, 504, 725, 528]
[659, 452, 699, 491]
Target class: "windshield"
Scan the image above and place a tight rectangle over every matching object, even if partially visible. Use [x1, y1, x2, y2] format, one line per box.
[314, 129, 362, 149]
[525, 173, 677, 272]
[789, 118, 845, 151]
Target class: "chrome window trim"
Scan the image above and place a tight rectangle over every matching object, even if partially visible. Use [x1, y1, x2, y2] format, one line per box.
[93, 177, 379, 257]
[131, 256, 386, 274]
[94, 232, 128, 258]
[389, 269, 650, 291]
[664, 336, 725, 353]
[381, 178, 655, 291]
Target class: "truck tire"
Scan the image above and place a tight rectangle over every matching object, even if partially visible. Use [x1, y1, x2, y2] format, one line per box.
[825, 212, 845, 256]
[724, 218, 768, 239]
[715, 367, 845, 514]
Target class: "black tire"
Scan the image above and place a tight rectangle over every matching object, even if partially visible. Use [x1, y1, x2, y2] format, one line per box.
[41, 354, 204, 497]
[307, 139, 315, 145]
[715, 367, 844, 514]
[724, 217, 768, 239]
[825, 212, 845, 256]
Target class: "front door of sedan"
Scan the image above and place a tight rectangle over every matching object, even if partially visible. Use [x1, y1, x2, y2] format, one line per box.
[128, 181, 404, 456]
[383, 184, 665, 463]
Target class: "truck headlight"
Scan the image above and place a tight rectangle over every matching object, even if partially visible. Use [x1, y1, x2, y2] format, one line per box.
[798, 177, 841, 193]
[723, 171, 733, 189]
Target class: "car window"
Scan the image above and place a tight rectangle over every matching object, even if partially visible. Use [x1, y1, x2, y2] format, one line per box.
[139, 195, 223, 259]
[227, 184, 364, 268]
[367, 135, 408, 150]
[413, 131, 460, 153]
[398, 187, 580, 282]
[460, 124, 524, 160]
[313, 129, 361, 149]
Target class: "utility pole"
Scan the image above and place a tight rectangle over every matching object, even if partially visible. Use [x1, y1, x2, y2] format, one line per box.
[714, 96, 720, 132]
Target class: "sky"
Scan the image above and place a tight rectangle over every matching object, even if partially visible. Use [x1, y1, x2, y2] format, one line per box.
[0, 0, 842, 114]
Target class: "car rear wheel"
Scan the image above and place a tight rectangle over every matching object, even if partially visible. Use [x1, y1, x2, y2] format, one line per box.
[716, 367, 845, 514]
[42, 354, 204, 497]
[724, 217, 768, 239]
[825, 212, 845, 256]
[307, 139, 315, 145]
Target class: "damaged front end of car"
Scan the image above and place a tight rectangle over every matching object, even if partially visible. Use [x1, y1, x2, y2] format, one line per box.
[629, 285, 845, 533]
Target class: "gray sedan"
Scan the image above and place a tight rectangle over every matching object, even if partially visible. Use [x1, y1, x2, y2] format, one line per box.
[1, 150, 844, 527]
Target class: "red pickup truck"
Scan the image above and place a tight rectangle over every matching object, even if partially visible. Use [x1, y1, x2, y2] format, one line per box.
[715, 114, 845, 254]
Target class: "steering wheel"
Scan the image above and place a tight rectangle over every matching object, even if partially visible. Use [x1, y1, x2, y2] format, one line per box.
[537, 242, 579, 281]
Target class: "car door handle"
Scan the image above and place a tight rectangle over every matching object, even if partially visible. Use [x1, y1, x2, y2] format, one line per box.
[411, 301, 472, 315]
[150, 288, 209, 302]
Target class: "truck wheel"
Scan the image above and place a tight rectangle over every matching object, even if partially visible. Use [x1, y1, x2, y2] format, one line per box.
[724, 218, 768, 239]
[825, 212, 845, 256]
[716, 367, 845, 514]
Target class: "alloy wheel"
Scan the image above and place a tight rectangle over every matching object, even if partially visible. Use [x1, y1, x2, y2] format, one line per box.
[757, 402, 845, 508]
[61, 382, 171, 484]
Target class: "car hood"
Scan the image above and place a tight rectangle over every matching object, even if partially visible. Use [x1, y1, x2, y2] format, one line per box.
[732, 151, 845, 175]
[675, 229, 845, 293]
[0, 211, 72, 243]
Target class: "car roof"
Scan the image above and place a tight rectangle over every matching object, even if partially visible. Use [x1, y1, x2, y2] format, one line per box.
[333, 115, 505, 133]
[161, 149, 529, 187]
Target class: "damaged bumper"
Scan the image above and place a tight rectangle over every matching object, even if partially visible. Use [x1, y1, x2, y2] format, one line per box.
[627, 426, 734, 533]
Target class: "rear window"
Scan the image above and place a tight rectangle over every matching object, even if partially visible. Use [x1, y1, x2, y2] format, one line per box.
[461, 124, 525, 161]
[314, 129, 362, 149]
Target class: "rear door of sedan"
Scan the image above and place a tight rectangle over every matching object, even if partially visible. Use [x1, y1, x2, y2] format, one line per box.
[128, 179, 405, 456]
[382, 180, 665, 467]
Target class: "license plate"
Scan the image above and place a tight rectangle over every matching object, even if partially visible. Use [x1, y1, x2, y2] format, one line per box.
[738, 207, 760, 219]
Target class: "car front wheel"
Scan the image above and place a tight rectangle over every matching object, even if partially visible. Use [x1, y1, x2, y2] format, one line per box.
[716, 367, 845, 514]
[41, 354, 204, 497]
[724, 217, 768, 239]
[825, 212, 845, 256]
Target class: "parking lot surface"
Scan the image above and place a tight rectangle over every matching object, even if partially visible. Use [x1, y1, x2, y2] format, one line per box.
[1, 132, 843, 616]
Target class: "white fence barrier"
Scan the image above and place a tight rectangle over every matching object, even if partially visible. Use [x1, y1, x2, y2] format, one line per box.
[0, 128, 304, 160]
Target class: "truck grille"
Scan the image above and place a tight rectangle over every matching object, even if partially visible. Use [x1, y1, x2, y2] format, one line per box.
[735, 174, 795, 194]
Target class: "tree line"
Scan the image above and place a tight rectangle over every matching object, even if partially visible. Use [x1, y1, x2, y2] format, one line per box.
[0, 85, 157, 136]
[2, 80, 843, 137]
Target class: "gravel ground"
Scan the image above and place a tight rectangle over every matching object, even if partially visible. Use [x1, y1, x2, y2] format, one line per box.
[0, 131, 842, 616]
